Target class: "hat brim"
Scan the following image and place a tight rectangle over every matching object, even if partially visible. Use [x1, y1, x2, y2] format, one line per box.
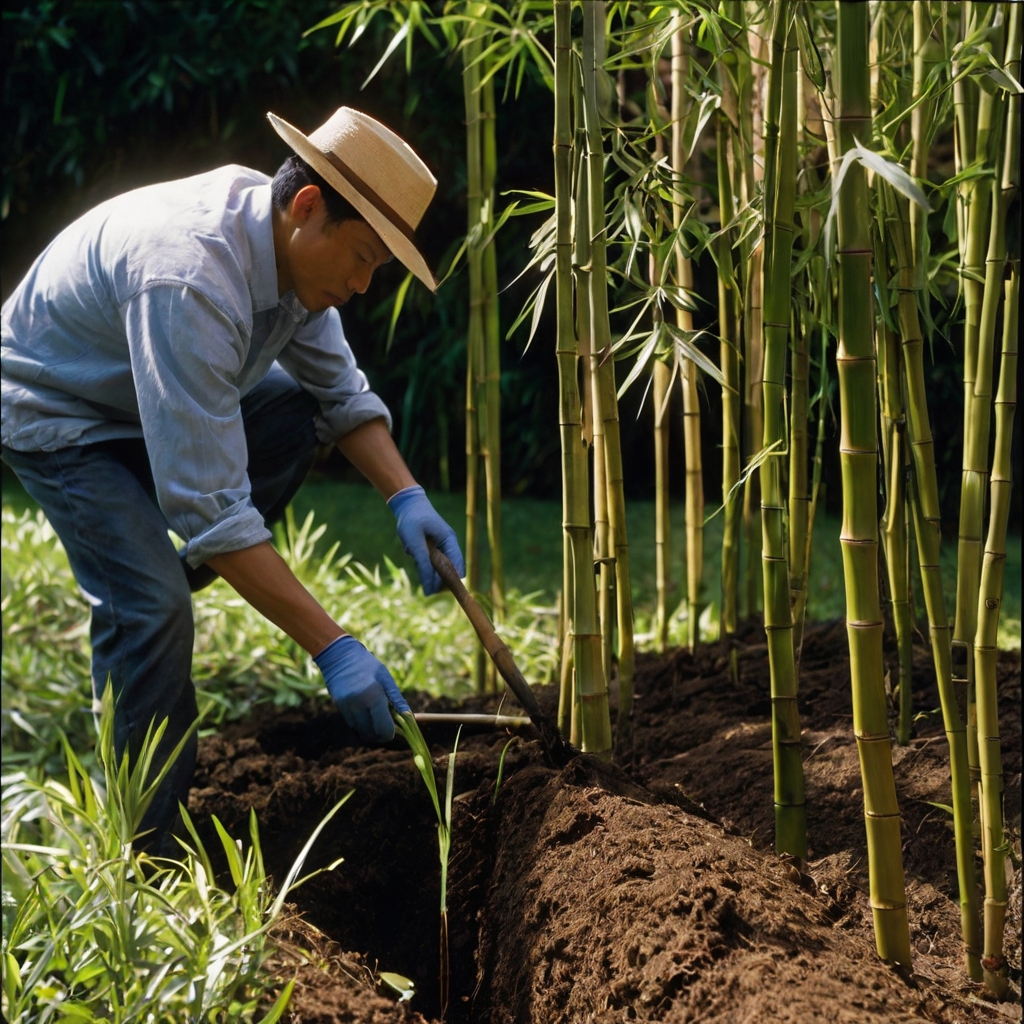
[268, 113, 438, 293]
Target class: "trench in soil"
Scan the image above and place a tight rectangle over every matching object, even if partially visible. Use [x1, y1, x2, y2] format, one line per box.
[188, 620, 1022, 1023]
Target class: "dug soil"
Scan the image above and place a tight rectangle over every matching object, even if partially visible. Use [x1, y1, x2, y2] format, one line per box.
[189, 620, 1022, 1023]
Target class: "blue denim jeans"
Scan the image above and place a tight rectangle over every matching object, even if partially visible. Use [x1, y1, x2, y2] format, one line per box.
[2, 366, 318, 855]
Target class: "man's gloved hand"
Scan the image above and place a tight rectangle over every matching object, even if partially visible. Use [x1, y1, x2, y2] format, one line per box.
[387, 484, 466, 596]
[314, 635, 410, 744]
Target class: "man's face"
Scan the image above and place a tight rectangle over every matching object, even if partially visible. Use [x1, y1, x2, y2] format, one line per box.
[279, 187, 392, 312]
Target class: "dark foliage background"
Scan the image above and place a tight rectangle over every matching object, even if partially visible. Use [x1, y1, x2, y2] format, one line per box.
[3, 0, 1013, 528]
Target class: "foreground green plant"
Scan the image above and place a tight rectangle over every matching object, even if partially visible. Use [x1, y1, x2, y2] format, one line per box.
[1, 688, 348, 1023]
[392, 711, 459, 1019]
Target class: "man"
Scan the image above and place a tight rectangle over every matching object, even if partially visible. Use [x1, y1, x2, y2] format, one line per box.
[1, 107, 466, 855]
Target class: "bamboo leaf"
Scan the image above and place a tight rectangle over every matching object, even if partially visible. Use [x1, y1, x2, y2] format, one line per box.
[616, 323, 662, 398]
[268, 793, 352, 920]
[795, 5, 826, 91]
[706, 439, 785, 524]
[987, 66, 1024, 95]
[853, 142, 931, 211]
[257, 980, 296, 1023]
[824, 142, 929, 259]
[524, 270, 555, 350]
[212, 816, 243, 888]
[360, 21, 410, 90]
[386, 272, 415, 353]
[665, 323, 727, 388]
[685, 91, 721, 165]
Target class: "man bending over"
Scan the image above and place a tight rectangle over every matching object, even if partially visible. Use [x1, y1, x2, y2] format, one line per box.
[1, 107, 465, 855]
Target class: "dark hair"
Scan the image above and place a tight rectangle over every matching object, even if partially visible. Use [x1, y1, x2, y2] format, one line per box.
[271, 154, 365, 226]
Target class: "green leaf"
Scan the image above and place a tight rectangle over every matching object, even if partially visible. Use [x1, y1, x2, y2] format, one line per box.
[386, 271, 415, 353]
[795, 5, 825, 92]
[987, 66, 1024, 95]
[380, 970, 416, 1002]
[257, 979, 295, 1023]
[361, 21, 410, 90]
[665, 323, 727, 388]
[212, 815, 244, 888]
[3, 950, 21, 1007]
[824, 142, 930, 257]
[616, 322, 662, 398]
[268, 793, 352, 921]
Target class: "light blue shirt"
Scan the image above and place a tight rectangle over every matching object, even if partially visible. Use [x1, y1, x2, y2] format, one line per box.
[1, 165, 391, 567]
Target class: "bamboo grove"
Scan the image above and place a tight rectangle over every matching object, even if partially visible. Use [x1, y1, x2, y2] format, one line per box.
[314, 0, 1020, 998]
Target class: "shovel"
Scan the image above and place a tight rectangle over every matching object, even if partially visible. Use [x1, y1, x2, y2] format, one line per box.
[428, 544, 577, 768]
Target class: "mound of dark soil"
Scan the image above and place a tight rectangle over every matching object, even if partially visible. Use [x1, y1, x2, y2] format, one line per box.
[188, 621, 1022, 1023]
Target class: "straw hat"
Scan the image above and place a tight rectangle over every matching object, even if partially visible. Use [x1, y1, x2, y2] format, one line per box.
[267, 108, 438, 292]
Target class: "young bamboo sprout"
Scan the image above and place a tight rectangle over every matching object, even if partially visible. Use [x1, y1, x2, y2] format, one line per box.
[393, 712, 460, 1017]
[741, 10, 766, 624]
[872, 197, 913, 746]
[576, 93, 611, 685]
[652, 79, 673, 655]
[876, 310, 914, 747]
[653, 334, 673, 654]
[834, 0, 911, 966]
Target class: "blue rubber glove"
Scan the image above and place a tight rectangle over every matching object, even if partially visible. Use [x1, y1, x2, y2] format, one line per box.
[314, 635, 410, 744]
[387, 485, 466, 596]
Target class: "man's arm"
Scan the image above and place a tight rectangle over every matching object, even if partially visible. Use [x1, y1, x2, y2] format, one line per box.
[335, 416, 466, 595]
[334, 415, 415, 499]
[208, 540, 407, 743]
[206, 419, 419, 651]
[206, 541, 343, 654]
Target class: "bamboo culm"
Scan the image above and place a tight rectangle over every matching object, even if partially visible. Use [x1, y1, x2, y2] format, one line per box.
[882, 178, 981, 980]
[553, 0, 611, 758]
[715, 111, 741, 646]
[835, 0, 911, 967]
[758, 1, 806, 862]
[952, 1, 1000, 773]
[671, 15, 704, 653]
[462, 26, 485, 693]
[584, 0, 634, 735]
[480, 69, 505, 629]
[973, 1, 1020, 996]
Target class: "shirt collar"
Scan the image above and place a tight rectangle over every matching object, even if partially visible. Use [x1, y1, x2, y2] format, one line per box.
[244, 183, 281, 314]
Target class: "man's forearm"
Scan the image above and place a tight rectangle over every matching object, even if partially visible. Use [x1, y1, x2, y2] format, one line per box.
[206, 541, 343, 655]
[335, 416, 416, 498]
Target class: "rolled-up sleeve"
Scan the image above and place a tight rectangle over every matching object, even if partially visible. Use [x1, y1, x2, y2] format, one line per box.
[276, 308, 391, 443]
[122, 285, 272, 567]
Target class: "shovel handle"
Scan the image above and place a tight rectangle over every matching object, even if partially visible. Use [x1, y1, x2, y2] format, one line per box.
[428, 545, 576, 767]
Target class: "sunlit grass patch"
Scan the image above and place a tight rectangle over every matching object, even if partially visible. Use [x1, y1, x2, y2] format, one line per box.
[1, 506, 561, 769]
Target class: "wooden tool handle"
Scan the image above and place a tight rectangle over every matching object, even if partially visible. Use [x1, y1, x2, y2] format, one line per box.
[428, 544, 576, 767]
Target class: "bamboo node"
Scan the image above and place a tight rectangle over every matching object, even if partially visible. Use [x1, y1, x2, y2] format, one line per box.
[868, 899, 908, 912]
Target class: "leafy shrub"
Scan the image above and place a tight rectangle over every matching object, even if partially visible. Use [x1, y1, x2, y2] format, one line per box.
[1, 688, 344, 1023]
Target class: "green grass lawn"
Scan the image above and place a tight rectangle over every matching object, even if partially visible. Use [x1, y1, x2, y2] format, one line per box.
[288, 472, 1020, 648]
[4, 464, 1020, 647]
